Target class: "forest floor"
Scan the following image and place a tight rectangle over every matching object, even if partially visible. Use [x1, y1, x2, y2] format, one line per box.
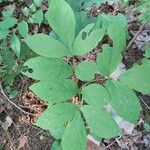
[0, 0, 150, 150]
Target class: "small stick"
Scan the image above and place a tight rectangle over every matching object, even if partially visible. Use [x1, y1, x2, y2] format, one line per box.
[0, 83, 36, 116]
[139, 96, 150, 110]
[126, 22, 147, 50]
[2, 106, 32, 150]
[1, 125, 13, 149]
[128, 17, 138, 24]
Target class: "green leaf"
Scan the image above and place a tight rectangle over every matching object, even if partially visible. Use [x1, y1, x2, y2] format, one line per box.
[0, 17, 17, 29]
[105, 80, 141, 123]
[83, 0, 106, 8]
[32, 10, 43, 25]
[24, 34, 69, 58]
[81, 105, 121, 139]
[10, 35, 21, 59]
[29, 3, 37, 13]
[36, 103, 77, 139]
[119, 59, 150, 94]
[2, 9, 14, 18]
[62, 112, 87, 150]
[96, 44, 113, 76]
[23, 7, 30, 17]
[9, 89, 18, 99]
[46, 0, 76, 48]
[144, 123, 150, 131]
[30, 79, 78, 103]
[28, 17, 34, 24]
[0, 29, 9, 40]
[81, 84, 110, 107]
[137, 0, 150, 9]
[52, 141, 62, 150]
[34, 0, 43, 7]
[0, 54, 2, 65]
[97, 14, 127, 73]
[22, 56, 73, 81]
[100, 13, 127, 30]
[18, 21, 29, 38]
[20, 42, 36, 60]
[75, 11, 97, 35]
[144, 44, 150, 58]
[72, 23, 105, 55]
[1, 41, 15, 67]
[65, 0, 84, 12]
[139, 11, 150, 23]
[66, 0, 106, 11]
[52, 127, 66, 140]
[75, 61, 97, 81]
[108, 26, 126, 73]
[97, 29, 125, 76]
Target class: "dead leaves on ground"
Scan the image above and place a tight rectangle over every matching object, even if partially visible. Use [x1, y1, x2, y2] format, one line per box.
[19, 91, 48, 124]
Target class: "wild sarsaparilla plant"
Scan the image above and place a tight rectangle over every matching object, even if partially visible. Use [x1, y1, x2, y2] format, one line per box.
[22, 0, 150, 149]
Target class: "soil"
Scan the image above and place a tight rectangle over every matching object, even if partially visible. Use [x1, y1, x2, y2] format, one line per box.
[0, 93, 53, 150]
[0, 1, 150, 150]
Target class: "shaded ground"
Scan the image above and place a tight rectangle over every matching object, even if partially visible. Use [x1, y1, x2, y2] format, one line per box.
[0, 92, 53, 150]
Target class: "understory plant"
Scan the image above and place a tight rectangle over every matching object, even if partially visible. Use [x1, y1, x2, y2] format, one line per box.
[0, 0, 46, 86]
[22, 0, 150, 149]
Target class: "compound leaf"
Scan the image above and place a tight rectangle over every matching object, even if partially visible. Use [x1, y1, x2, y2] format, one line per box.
[62, 112, 87, 150]
[46, 0, 75, 48]
[25, 34, 69, 58]
[81, 105, 121, 139]
[75, 61, 97, 81]
[119, 59, 150, 94]
[23, 56, 73, 81]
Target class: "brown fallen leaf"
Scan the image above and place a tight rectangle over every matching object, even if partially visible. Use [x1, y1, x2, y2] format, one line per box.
[87, 140, 107, 150]
[87, 140, 100, 150]
[18, 136, 28, 149]
[2, 116, 13, 130]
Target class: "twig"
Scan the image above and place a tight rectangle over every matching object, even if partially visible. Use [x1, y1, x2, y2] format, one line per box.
[126, 22, 147, 50]
[128, 17, 138, 24]
[10, 131, 30, 150]
[106, 131, 126, 149]
[0, 83, 36, 116]
[139, 96, 150, 110]
[1, 124, 13, 149]
[2, 106, 32, 150]
[129, 133, 142, 148]
[106, 137, 121, 149]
